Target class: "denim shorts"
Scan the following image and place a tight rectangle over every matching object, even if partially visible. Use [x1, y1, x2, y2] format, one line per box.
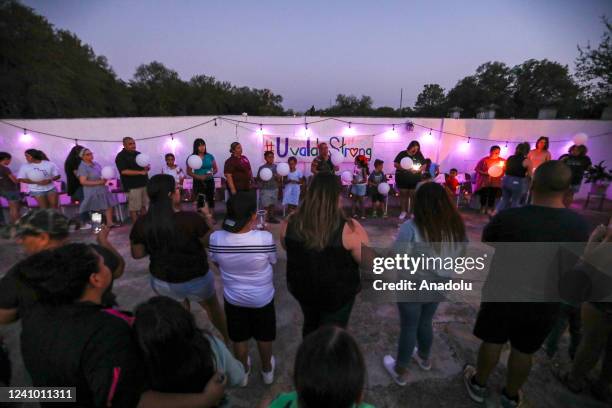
[0, 190, 20, 201]
[150, 273, 216, 302]
[30, 187, 57, 197]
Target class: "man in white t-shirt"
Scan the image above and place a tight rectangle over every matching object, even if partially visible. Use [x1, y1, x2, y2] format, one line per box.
[208, 191, 277, 387]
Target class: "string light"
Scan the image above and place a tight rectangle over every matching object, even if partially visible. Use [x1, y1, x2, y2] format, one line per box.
[260, 124, 263, 131]
[392, 124, 395, 131]
[214, 119, 217, 126]
[468, 137, 471, 143]
[348, 122, 352, 128]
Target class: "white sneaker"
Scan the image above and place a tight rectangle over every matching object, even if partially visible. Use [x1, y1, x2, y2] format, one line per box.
[382, 355, 407, 386]
[79, 223, 92, 230]
[399, 211, 407, 220]
[412, 348, 432, 370]
[261, 356, 275, 385]
[240, 356, 251, 387]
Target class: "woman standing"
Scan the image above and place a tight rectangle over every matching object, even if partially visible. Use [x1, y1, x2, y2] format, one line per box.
[129, 174, 229, 343]
[76, 148, 118, 227]
[280, 172, 369, 337]
[494, 142, 531, 214]
[64, 145, 91, 228]
[474, 145, 505, 215]
[187, 138, 217, 209]
[223, 142, 253, 195]
[527, 136, 551, 176]
[393, 141, 425, 220]
[17, 149, 60, 209]
[383, 182, 467, 386]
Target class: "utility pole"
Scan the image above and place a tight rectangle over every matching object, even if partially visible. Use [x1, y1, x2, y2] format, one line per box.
[399, 88, 403, 116]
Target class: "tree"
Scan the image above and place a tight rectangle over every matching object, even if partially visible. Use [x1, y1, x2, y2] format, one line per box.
[575, 16, 612, 117]
[446, 76, 481, 118]
[322, 94, 374, 116]
[474, 62, 513, 117]
[511, 59, 579, 118]
[413, 84, 446, 117]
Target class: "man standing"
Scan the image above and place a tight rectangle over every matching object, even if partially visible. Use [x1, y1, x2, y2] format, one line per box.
[463, 160, 590, 408]
[115, 137, 149, 223]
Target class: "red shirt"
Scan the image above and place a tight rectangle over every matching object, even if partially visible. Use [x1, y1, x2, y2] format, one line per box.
[224, 155, 253, 191]
[445, 175, 459, 192]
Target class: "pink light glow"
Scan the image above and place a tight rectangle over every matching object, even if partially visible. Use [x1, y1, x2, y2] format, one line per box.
[19, 132, 34, 146]
[342, 126, 357, 136]
[420, 131, 435, 144]
[296, 126, 310, 139]
[500, 144, 509, 156]
[165, 137, 181, 153]
[459, 140, 471, 153]
[383, 129, 399, 140]
[256, 128, 265, 137]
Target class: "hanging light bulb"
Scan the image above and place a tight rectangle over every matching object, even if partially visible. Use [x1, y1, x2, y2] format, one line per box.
[392, 124, 395, 131]
[348, 122, 352, 128]
[214, 118, 218, 126]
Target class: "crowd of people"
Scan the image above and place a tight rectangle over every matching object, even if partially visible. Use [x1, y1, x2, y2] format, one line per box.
[0, 135, 609, 408]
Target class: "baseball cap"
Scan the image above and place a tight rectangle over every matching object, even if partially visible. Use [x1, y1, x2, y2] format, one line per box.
[222, 191, 257, 233]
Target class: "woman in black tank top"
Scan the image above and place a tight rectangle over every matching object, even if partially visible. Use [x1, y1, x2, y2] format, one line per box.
[280, 173, 368, 338]
[494, 142, 531, 214]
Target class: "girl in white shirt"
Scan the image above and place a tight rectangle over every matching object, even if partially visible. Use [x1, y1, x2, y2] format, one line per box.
[17, 149, 60, 208]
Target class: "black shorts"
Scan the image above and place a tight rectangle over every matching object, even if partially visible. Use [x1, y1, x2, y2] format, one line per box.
[473, 302, 560, 354]
[395, 171, 419, 190]
[224, 298, 276, 342]
[370, 192, 385, 203]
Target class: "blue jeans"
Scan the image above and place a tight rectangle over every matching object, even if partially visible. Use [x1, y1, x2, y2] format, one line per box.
[496, 175, 527, 212]
[397, 302, 439, 368]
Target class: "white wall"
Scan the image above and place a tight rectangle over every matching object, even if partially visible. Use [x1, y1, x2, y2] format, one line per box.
[1, 116, 611, 198]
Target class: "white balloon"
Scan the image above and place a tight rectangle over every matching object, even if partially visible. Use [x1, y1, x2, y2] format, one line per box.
[101, 166, 115, 179]
[187, 155, 203, 169]
[27, 169, 45, 182]
[377, 182, 390, 195]
[136, 153, 150, 167]
[277, 162, 290, 176]
[341, 171, 353, 182]
[331, 150, 345, 165]
[259, 167, 273, 181]
[400, 157, 413, 170]
[572, 133, 588, 146]
[488, 165, 503, 178]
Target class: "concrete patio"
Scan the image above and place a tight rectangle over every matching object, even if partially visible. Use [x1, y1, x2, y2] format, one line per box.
[0, 198, 610, 408]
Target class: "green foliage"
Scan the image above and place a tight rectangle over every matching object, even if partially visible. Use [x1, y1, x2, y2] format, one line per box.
[413, 84, 446, 117]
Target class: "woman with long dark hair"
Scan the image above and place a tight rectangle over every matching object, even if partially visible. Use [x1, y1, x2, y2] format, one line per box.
[129, 174, 229, 342]
[384, 182, 467, 386]
[280, 172, 369, 337]
[187, 138, 218, 209]
[134, 296, 244, 396]
[17, 149, 60, 209]
[527, 136, 551, 177]
[393, 140, 425, 220]
[64, 145, 91, 227]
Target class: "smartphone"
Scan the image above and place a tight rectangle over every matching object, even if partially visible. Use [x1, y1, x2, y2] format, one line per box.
[196, 193, 206, 209]
[91, 213, 103, 234]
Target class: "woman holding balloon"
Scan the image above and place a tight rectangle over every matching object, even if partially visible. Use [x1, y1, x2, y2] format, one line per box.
[77, 148, 119, 227]
[393, 141, 425, 220]
[474, 145, 505, 215]
[187, 138, 218, 210]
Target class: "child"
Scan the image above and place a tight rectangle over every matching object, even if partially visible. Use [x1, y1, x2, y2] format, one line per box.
[0, 152, 21, 224]
[268, 326, 374, 408]
[161, 153, 185, 210]
[445, 168, 459, 194]
[351, 155, 369, 219]
[134, 296, 245, 406]
[282, 157, 304, 214]
[458, 173, 473, 207]
[257, 151, 280, 224]
[368, 159, 386, 218]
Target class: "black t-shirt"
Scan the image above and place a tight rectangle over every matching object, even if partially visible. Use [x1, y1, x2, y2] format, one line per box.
[115, 149, 148, 191]
[483, 205, 589, 243]
[0, 266, 37, 317]
[505, 155, 527, 178]
[21, 302, 146, 408]
[393, 150, 425, 188]
[130, 211, 210, 283]
[284, 219, 360, 312]
[559, 154, 592, 186]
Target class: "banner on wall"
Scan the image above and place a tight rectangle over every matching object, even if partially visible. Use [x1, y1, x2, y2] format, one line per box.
[262, 134, 373, 162]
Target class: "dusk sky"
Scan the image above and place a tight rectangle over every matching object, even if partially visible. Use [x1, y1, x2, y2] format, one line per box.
[25, 0, 612, 111]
